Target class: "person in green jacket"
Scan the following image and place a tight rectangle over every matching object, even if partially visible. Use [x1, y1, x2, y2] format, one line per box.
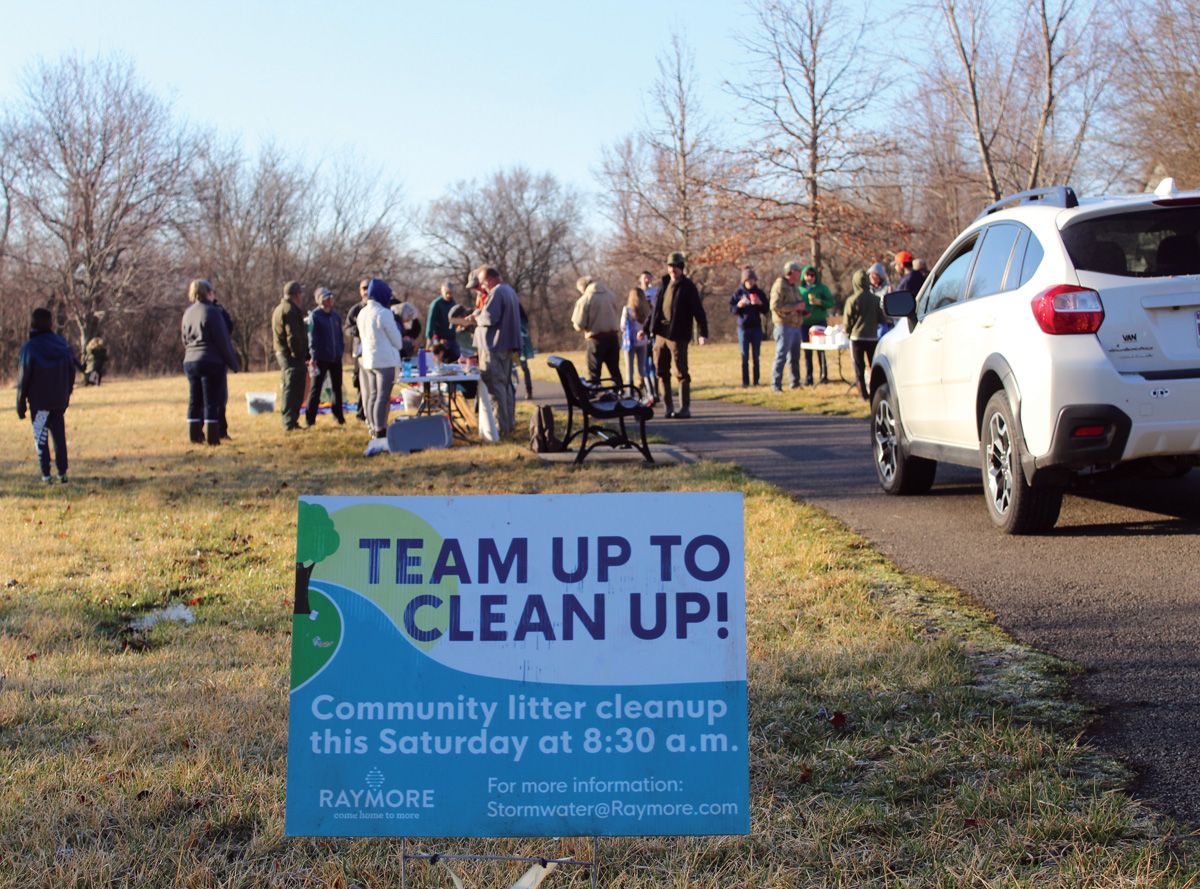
[843, 268, 884, 400]
[799, 264, 834, 385]
[271, 280, 310, 431]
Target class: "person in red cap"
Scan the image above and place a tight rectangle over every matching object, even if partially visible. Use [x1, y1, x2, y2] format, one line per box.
[892, 250, 924, 295]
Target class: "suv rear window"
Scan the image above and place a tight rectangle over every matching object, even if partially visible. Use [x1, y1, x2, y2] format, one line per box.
[1062, 206, 1200, 277]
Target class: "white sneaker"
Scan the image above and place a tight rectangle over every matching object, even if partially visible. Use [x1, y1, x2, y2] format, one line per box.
[363, 438, 389, 457]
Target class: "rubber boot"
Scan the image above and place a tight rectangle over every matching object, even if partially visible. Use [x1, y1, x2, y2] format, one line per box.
[674, 381, 691, 419]
[661, 377, 675, 419]
[189, 421, 204, 444]
[205, 421, 221, 445]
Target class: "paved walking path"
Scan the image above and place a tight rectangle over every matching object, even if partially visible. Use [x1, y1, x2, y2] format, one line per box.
[531, 380, 1200, 825]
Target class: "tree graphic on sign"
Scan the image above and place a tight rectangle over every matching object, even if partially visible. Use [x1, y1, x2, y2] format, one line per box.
[295, 501, 339, 616]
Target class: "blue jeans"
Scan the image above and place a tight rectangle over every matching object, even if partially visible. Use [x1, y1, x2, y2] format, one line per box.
[737, 327, 763, 386]
[772, 325, 803, 389]
[184, 360, 227, 428]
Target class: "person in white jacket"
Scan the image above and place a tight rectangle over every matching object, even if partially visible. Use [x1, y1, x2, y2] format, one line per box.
[355, 279, 407, 444]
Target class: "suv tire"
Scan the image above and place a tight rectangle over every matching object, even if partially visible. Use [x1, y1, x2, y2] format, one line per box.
[980, 391, 1063, 533]
[872, 382, 936, 495]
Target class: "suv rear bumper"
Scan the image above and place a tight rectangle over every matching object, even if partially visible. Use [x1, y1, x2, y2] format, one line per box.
[1033, 404, 1131, 473]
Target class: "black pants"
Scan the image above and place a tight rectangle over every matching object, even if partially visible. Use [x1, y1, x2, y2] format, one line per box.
[586, 333, 622, 387]
[306, 360, 345, 424]
[31, 409, 68, 478]
[185, 360, 227, 433]
[851, 339, 877, 400]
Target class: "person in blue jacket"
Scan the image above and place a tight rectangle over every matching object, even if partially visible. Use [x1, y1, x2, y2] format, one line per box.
[729, 266, 769, 387]
[305, 287, 346, 426]
[16, 307, 78, 482]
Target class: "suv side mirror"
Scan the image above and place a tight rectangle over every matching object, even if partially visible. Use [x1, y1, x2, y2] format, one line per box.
[883, 290, 916, 318]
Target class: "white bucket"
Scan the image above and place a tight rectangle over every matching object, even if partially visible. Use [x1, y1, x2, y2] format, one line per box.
[400, 387, 423, 412]
[245, 392, 276, 414]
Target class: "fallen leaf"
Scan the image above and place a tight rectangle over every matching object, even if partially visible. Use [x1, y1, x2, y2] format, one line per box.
[188, 597, 202, 606]
[829, 711, 847, 729]
[25, 653, 37, 662]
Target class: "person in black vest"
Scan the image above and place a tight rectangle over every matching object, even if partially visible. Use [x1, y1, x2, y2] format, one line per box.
[650, 252, 708, 419]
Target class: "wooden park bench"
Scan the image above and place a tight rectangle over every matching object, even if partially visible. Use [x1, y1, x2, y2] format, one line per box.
[547, 355, 655, 465]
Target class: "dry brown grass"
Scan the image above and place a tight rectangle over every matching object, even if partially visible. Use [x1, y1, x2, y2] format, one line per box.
[0, 372, 1195, 887]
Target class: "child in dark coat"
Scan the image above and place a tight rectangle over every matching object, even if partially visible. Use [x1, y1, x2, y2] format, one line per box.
[16, 308, 77, 483]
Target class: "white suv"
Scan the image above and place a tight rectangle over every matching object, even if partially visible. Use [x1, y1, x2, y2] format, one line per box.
[870, 180, 1200, 533]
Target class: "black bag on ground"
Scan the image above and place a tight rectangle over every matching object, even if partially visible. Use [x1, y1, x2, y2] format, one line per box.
[530, 404, 564, 453]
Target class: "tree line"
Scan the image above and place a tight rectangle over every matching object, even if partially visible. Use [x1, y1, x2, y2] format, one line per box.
[0, 0, 1191, 378]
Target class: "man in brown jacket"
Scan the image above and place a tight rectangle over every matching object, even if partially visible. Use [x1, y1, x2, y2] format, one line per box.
[271, 280, 310, 431]
[650, 252, 708, 419]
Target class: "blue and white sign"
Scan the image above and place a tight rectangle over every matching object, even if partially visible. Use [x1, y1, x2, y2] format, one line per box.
[285, 493, 748, 837]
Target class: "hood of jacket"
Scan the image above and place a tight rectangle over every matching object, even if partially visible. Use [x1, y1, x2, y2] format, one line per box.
[851, 268, 869, 293]
[800, 264, 822, 286]
[367, 279, 393, 306]
[25, 329, 76, 366]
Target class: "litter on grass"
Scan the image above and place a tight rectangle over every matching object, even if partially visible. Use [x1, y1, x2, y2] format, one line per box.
[131, 604, 195, 631]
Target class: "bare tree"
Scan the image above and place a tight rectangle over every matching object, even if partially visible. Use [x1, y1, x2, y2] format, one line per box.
[927, 0, 1110, 201]
[597, 33, 733, 296]
[1111, 0, 1200, 189]
[728, 0, 891, 270]
[6, 55, 192, 352]
[423, 167, 584, 344]
[179, 140, 313, 368]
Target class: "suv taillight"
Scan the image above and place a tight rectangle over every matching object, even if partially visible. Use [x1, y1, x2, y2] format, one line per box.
[1031, 285, 1104, 334]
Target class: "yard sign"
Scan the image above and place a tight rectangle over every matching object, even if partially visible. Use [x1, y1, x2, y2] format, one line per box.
[285, 493, 748, 837]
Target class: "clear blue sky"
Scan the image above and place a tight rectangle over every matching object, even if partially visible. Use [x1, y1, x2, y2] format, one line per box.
[0, 0, 771, 208]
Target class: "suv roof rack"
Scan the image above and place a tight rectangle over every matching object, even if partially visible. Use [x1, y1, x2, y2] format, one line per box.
[975, 185, 1078, 220]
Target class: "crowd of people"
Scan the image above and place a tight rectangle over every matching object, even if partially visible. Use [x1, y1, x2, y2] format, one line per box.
[728, 250, 928, 401]
[13, 247, 931, 479]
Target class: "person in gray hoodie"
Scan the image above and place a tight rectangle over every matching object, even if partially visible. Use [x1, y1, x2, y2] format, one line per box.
[181, 279, 240, 445]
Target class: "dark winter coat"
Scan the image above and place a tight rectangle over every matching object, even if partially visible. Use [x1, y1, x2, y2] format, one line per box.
[652, 273, 709, 343]
[307, 307, 345, 364]
[182, 301, 240, 369]
[729, 286, 769, 332]
[17, 330, 76, 415]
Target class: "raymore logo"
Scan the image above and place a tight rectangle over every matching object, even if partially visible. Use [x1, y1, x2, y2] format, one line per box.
[319, 771, 436, 810]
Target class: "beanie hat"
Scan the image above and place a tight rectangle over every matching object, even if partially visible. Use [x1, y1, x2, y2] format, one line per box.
[667, 251, 686, 268]
[869, 262, 888, 278]
[284, 280, 303, 298]
[741, 266, 757, 281]
[314, 287, 333, 304]
[783, 260, 803, 274]
[895, 250, 914, 267]
[366, 278, 394, 306]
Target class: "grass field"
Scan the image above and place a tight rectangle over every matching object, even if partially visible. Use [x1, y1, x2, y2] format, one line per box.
[0, 371, 1196, 887]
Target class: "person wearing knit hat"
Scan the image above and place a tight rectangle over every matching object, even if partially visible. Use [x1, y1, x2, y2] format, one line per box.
[304, 287, 345, 427]
[892, 250, 922, 298]
[730, 265, 769, 387]
[271, 280, 310, 430]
